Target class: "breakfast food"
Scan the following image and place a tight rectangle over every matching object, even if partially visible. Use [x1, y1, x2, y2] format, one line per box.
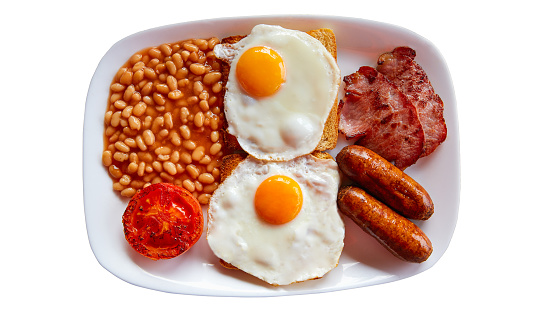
[207, 153, 345, 285]
[122, 183, 203, 260]
[339, 47, 446, 169]
[336, 145, 434, 220]
[337, 185, 432, 263]
[377, 46, 447, 157]
[102, 37, 225, 204]
[339, 66, 424, 170]
[213, 24, 341, 161]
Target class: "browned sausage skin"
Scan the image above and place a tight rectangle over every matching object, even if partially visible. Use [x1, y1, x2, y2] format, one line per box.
[337, 186, 433, 263]
[336, 145, 434, 220]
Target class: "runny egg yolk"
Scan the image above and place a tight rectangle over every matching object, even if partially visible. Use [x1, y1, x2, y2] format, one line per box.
[235, 46, 285, 98]
[254, 175, 303, 225]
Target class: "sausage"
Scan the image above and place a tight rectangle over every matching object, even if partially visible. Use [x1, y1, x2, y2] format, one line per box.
[336, 145, 434, 220]
[337, 186, 433, 263]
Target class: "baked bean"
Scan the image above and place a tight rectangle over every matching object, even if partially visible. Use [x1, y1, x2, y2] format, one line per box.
[156, 83, 169, 94]
[182, 179, 196, 192]
[194, 180, 203, 192]
[124, 138, 137, 148]
[168, 90, 183, 100]
[115, 141, 130, 153]
[203, 71, 221, 86]
[158, 128, 169, 139]
[172, 53, 183, 68]
[154, 146, 171, 156]
[120, 70, 133, 85]
[109, 165, 123, 178]
[212, 167, 220, 179]
[199, 100, 209, 112]
[170, 150, 180, 163]
[132, 61, 145, 71]
[187, 95, 199, 106]
[166, 61, 177, 75]
[210, 131, 219, 143]
[112, 182, 125, 191]
[152, 161, 163, 172]
[121, 106, 133, 118]
[142, 129, 155, 145]
[182, 140, 196, 150]
[209, 142, 222, 155]
[113, 100, 127, 110]
[199, 155, 211, 165]
[189, 63, 206, 75]
[181, 152, 192, 164]
[143, 95, 154, 106]
[193, 81, 204, 95]
[141, 81, 153, 96]
[144, 67, 157, 80]
[151, 116, 164, 133]
[130, 180, 146, 189]
[111, 83, 125, 92]
[198, 173, 214, 184]
[148, 47, 162, 59]
[194, 112, 204, 127]
[170, 131, 181, 146]
[180, 108, 190, 124]
[183, 43, 198, 52]
[208, 37, 219, 49]
[198, 194, 211, 205]
[121, 188, 136, 197]
[133, 68, 144, 84]
[159, 44, 173, 56]
[186, 164, 199, 179]
[137, 162, 146, 176]
[113, 151, 129, 162]
[128, 116, 141, 131]
[164, 112, 173, 129]
[129, 53, 142, 65]
[102, 150, 113, 166]
[110, 93, 122, 104]
[119, 174, 131, 186]
[153, 93, 166, 106]
[160, 172, 174, 182]
[123, 85, 135, 102]
[192, 146, 205, 161]
[210, 116, 220, 131]
[129, 152, 138, 163]
[163, 161, 177, 175]
[203, 182, 219, 194]
[212, 82, 223, 94]
[135, 135, 147, 151]
[133, 102, 147, 117]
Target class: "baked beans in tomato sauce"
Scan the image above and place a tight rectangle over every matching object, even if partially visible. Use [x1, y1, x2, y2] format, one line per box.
[102, 37, 225, 205]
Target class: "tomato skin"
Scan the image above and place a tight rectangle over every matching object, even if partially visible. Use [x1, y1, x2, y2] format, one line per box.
[122, 183, 203, 260]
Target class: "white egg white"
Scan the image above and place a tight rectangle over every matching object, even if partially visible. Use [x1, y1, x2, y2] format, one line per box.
[214, 24, 341, 161]
[206, 154, 345, 286]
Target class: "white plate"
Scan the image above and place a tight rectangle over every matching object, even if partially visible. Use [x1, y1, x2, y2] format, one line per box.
[83, 15, 459, 296]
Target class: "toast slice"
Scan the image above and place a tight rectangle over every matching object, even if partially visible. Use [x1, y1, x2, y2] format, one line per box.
[218, 28, 340, 154]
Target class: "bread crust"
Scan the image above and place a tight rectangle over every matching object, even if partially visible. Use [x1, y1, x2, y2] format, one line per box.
[218, 28, 340, 153]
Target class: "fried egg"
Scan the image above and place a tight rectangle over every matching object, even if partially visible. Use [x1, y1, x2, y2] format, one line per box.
[214, 24, 341, 161]
[206, 154, 345, 285]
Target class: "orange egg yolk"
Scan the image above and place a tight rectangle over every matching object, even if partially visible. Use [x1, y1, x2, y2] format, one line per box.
[235, 46, 286, 98]
[254, 175, 303, 225]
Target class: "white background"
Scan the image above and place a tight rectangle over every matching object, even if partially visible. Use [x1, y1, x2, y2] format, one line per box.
[2, 1, 541, 315]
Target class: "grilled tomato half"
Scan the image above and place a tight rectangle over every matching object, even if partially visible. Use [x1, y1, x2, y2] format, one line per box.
[122, 183, 203, 260]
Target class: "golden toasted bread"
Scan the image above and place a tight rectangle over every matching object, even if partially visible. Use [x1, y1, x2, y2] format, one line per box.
[218, 28, 340, 154]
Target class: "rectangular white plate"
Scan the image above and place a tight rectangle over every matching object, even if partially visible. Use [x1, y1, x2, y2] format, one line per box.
[83, 15, 459, 296]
